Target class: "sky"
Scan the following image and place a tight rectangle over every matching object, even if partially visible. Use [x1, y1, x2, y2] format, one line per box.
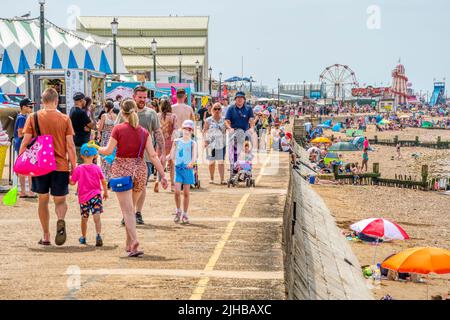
[2, 0, 449, 93]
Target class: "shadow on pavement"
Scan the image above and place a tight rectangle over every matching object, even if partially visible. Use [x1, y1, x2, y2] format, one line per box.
[28, 245, 118, 253]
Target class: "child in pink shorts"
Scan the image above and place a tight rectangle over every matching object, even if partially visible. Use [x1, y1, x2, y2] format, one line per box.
[70, 144, 108, 247]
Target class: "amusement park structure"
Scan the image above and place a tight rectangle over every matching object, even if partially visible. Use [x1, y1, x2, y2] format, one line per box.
[319, 64, 358, 100]
[429, 81, 446, 107]
[390, 62, 409, 105]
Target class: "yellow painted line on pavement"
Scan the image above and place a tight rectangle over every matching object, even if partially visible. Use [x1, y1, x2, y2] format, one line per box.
[190, 152, 273, 300]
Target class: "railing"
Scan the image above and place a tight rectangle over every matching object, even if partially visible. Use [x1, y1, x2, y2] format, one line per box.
[369, 135, 450, 149]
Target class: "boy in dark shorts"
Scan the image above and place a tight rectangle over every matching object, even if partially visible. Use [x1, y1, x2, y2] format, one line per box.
[70, 144, 108, 247]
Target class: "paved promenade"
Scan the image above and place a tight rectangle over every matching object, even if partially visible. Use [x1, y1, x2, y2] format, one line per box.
[0, 151, 289, 300]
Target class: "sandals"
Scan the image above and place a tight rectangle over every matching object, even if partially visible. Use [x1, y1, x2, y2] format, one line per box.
[55, 220, 67, 246]
[38, 239, 51, 246]
[128, 251, 144, 258]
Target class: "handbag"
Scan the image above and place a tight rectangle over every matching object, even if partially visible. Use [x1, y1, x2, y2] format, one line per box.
[13, 112, 57, 177]
[109, 128, 144, 192]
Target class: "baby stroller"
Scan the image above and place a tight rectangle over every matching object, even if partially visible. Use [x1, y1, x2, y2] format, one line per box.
[227, 129, 256, 188]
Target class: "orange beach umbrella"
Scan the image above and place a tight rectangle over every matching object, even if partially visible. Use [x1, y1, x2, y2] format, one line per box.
[381, 247, 450, 275]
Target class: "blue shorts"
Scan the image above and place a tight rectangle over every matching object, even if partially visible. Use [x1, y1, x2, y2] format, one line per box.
[175, 165, 195, 185]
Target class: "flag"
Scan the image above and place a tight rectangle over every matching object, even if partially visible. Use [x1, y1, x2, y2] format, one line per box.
[201, 96, 209, 107]
[223, 85, 228, 98]
[171, 86, 178, 104]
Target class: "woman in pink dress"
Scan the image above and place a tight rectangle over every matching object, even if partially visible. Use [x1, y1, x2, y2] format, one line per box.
[155, 99, 178, 192]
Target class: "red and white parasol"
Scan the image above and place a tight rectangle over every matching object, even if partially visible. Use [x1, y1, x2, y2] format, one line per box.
[351, 218, 409, 240]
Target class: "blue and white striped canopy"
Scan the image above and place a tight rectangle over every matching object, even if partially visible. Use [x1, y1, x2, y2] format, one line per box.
[0, 19, 127, 75]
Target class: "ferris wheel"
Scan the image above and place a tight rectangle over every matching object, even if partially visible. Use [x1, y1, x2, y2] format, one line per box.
[319, 64, 359, 100]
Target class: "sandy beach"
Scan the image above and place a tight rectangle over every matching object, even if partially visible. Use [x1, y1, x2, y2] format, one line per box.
[313, 126, 450, 300]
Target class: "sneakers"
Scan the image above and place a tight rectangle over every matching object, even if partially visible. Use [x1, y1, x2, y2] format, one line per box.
[96, 234, 103, 247]
[174, 209, 182, 223]
[136, 212, 145, 225]
[79, 236, 87, 245]
[181, 213, 190, 225]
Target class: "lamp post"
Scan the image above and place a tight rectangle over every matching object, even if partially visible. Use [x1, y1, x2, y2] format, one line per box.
[111, 18, 119, 76]
[39, 0, 46, 68]
[151, 38, 157, 83]
[219, 72, 222, 99]
[195, 60, 200, 92]
[303, 80, 306, 98]
[249, 76, 253, 97]
[277, 78, 281, 107]
[178, 51, 183, 83]
[209, 67, 212, 95]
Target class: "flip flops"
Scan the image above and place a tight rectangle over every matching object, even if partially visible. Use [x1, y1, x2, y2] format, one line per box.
[38, 239, 51, 246]
[128, 251, 144, 258]
[55, 220, 67, 246]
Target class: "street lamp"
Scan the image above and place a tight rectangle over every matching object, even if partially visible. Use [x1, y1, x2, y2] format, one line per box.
[39, 0, 46, 68]
[178, 51, 183, 83]
[151, 38, 157, 83]
[303, 80, 307, 98]
[209, 67, 213, 95]
[219, 72, 223, 99]
[249, 76, 253, 97]
[277, 78, 281, 107]
[195, 60, 200, 92]
[111, 18, 119, 76]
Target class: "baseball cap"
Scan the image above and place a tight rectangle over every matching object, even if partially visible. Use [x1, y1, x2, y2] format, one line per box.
[182, 120, 194, 130]
[235, 91, 246, 99]
[73, 92, 86, 101]
[20, 98, 35, 108]
[80, 143, 98, 157]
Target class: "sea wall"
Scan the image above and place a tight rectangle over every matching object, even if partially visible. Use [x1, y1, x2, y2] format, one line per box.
[282, 166, 373, 300]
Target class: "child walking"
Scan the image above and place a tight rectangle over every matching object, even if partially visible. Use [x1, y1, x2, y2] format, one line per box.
[169, 120, 197, 224]
[70, 143, 108, 246]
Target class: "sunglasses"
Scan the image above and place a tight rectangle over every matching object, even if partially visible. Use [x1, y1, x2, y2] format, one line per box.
[213, 108, 221, 111]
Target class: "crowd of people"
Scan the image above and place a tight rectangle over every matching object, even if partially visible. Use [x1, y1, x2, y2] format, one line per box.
[12, 87, 295, 258]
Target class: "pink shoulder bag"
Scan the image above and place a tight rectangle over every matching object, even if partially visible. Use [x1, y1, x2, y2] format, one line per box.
[14, 112, 57, 177]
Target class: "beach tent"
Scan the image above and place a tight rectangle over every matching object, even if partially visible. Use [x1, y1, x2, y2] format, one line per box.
[323, 153, 339, 165]
[329, 142, 358, 152]
[421, 121, 433, 128]
[332, 123, 342, 132]
[323, 119, 332, 127]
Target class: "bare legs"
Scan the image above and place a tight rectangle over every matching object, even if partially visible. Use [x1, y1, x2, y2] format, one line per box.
[38, 194, 50, 242]
[116, 190, 140, 253]
[37, 194, 67, 243]
[174, 183, 190, 213]
[80, 215, 101, 238]
[18, 175, 33, 197]
[209, 161, 225, 183]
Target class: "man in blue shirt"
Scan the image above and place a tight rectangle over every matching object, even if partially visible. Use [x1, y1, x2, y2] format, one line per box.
[14, 98, 36, 198]
[225, 91, 255, 133]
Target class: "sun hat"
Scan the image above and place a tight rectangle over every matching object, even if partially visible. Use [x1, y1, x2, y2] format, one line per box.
[254, 106, 262, 113]
[182, 120, 194, 130]
[80, 143, 98, 157]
